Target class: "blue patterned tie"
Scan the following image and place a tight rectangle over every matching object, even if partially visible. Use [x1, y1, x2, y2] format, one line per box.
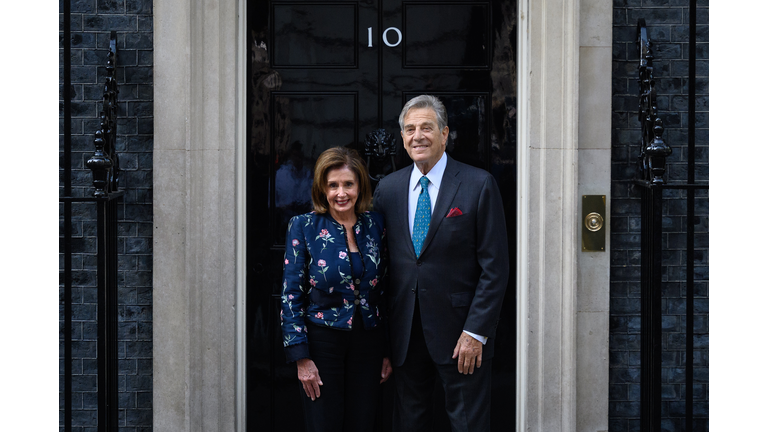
[412, 176, 431, 258]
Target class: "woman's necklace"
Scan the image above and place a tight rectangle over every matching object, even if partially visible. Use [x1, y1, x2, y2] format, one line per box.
[342, 219, 359, 252]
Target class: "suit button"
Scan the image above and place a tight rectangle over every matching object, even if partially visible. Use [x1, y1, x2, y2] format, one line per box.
[354, 299, 360, 305]
[417, 261, 422, 266]
[354, 290, 360, 295]
[355, 279, 361, 284]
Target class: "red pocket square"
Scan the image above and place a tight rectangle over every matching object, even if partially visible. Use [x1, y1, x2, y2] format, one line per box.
[446, 207, 463, 217]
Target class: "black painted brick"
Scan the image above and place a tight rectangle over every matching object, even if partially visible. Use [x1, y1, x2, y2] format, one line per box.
[610, 383, 628, 400]
[628, 350, 641, 366]
[137, 286, 152, 303]
[610, 401, 640, 417]
[644, 0, 674, 6]
[126, 100, 153, 116]
[610, 350, 627, 368]
[118, 322, 138, 340]
[63, 3, 153, 429]
[137, 391, 152, 408]
[123, 203, 153, 221]
[611, 265, 641, 282]
[71, 32, 98, 49]
[81, 391, 98, 409]
[137, 50, 152, 66]
[611, 1, 708, 428]
[137, 84, 152, 99]
[119, 391, 135, 410]
[125, 374, 152, 392]
[137, 359, 152, 375]
[137, 153, 153, 170]
[124, 32, 153, 49]
[661, 384, 679, 400]
[661, 350, 681, 367]
[123, 136, 153, 153]
[610, 334, 641, 351]
[124, 66, 152, 84]
[78, 288, 97, 305]
[614, 0, 642, 7]
[71, 0, 97, 12]
[124, 271, 152, 287]
[613, 25, 637, 44]
[96, 0, 125, 13]
[71, 409, 98, 426]
[83, 323, 99, 341]
[613, 9, 627, 26]
[120, 152, 140, 170]
[137, 322, 152, 339]
[122, 305, 152, 321]
[611, 281, 629, 298]
[609, 418, 627, 432]
[654, 42, 682, 59]
[71, 99, 100, 119]
[691, 383, 707, 400]
[118, 49, 139, 67]
[83, 14, 138, 31]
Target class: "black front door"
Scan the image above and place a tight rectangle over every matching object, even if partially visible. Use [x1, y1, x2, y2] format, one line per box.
[246, 1, 518, 430]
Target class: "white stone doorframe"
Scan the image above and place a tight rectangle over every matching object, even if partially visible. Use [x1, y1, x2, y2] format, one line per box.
[153, 0, 611, 431]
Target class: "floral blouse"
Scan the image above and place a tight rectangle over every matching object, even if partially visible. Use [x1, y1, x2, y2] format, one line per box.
[280, 211, 387, 363]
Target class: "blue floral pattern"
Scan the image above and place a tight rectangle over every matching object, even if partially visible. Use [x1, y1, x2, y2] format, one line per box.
[280, 211, 388, 362]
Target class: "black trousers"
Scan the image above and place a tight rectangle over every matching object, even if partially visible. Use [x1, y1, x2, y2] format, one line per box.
[302, 312, 385, 432]
[393, 300, 492, 432]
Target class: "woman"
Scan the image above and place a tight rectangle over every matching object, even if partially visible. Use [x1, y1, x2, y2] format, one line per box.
[280, 146, 392, 432]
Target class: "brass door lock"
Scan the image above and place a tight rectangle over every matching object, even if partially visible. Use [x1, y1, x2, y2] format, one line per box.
[582, 195, 605, 251]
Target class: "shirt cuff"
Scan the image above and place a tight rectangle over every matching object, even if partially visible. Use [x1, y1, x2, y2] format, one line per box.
[463, 330, 488, 345]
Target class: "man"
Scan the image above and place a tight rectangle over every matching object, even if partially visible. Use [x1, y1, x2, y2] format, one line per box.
[373, 95, 509, 432]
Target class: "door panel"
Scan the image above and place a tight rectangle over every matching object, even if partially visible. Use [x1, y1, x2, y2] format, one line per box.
[247, 1, 517, 430]
[403, 4, 490, 68]
[270, 92, 359, 244]
[273, 4, 359, 67]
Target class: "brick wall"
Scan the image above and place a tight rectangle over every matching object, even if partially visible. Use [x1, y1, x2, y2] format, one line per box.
[611, 0, 708, 430]
[60, 0, 153, 430]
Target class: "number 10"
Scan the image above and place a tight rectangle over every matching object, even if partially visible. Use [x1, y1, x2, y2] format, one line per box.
[367, 27, 402, 48]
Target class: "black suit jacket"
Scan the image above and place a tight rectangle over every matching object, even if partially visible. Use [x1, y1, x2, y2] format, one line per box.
[373, 155, 509, 367]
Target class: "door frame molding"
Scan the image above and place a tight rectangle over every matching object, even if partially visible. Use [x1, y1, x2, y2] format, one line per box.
[153, 0, 611, 430]
[516, 0, 580, 429]
[235, 0, 248, 429]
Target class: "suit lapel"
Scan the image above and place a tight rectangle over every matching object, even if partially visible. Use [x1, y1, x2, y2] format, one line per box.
[422, 156, 460, 254]
[392, 168, 414, 257]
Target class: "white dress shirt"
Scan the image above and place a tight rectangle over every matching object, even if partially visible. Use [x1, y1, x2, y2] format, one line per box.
[407, 152, 487, 345]
[408, 152, 447, 236]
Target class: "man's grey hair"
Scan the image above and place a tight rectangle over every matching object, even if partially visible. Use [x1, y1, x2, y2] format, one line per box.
[398, 95, 448, 132]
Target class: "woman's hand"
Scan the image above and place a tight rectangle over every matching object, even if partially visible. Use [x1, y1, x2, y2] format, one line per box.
[380, 357, 393, 384]
[297, 358, 323, 401]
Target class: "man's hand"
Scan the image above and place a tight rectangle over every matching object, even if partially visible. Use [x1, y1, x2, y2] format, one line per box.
[297, 358, 323, 400]
[452, 332, 483, 375]
[380, 357, 393, 384]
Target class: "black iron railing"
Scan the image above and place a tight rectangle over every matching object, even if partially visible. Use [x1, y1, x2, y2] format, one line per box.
[636, 10, 707, 431]
[60, 29, 122, 432]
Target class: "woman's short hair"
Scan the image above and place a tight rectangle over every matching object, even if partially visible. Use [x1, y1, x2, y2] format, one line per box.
[311, 147, 372, 214]
[398, 95, 448, 132]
